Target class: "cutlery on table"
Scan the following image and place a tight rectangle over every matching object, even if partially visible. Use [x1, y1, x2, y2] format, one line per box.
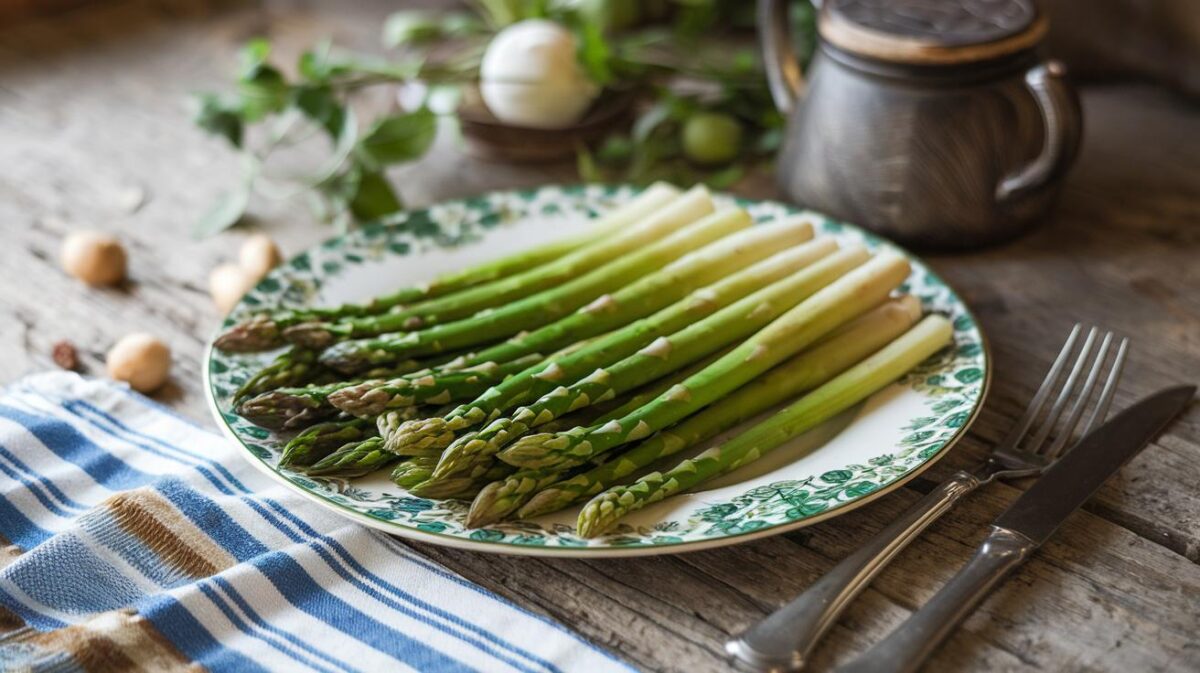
[727, 324, 1128, 671]
[840, 383, 1194, 673]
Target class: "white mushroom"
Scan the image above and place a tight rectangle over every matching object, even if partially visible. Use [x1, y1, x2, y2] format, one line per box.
[61, 231, 127, 287]
[238, 233, 282, 280]
[106, 333, 171, 393]
[209, 263, 256, 315]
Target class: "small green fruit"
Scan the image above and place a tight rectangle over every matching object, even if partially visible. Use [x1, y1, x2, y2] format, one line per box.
[682, 113, 743, 166]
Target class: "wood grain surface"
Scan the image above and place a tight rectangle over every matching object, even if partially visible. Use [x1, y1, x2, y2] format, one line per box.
[0, 1, 1197, 671]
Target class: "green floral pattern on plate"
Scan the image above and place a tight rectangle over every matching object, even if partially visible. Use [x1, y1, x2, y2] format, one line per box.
[206, 185, 988, 554]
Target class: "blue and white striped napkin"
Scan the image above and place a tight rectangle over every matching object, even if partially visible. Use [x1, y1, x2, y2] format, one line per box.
[0, 372, 633, 673]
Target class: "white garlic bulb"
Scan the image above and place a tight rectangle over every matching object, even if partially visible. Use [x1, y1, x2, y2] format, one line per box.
[480, 20, 600, 129]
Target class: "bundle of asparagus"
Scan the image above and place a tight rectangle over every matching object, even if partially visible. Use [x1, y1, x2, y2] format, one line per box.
[217, 183, 954, 534]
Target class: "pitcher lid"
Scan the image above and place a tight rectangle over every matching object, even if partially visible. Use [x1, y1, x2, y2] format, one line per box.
[819, 0, 1047, 65]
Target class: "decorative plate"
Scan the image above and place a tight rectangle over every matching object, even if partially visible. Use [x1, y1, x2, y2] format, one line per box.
[205, 185, 989, 557]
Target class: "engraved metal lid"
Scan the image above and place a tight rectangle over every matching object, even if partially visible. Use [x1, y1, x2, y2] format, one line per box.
[819, 0, 1046, 65]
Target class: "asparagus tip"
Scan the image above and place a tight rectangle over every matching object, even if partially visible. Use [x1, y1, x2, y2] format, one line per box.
[576, 490, 623, 538]
[386, 416, 458, 456]
[466, 480, 504, 527]
[214, 316, 282, 353]
[283, 322, 337, 349]
[496, 433, 561, 469]
[237, 390, 324, 430]
[518, 488, 569, 519]
[409, 476, 477, 499]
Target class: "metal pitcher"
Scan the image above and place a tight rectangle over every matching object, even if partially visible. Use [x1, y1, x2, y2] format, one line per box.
[760, 0, 1083, 248]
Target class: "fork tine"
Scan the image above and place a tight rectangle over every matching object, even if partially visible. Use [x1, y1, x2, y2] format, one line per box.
[1082, 337, 1129, 433]
[994, 324, 1082, 454]
[1022, 326, 1099, 454]
[1041, 331, 1114, 460]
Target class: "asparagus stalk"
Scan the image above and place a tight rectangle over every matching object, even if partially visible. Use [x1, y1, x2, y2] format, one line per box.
[431, 245, 868, 482]
[576, 314, 955, 537]
[328, 352, 546, 418]
[279, 417, 377, 468]
[215, 182, 681, 352]
[508, 296, 923, 521]
[390, 455, 440, 489]
[233, 356, 430, 422]
[289, 186, 712, 350]
[500, 251, 911, 471]
[232, 348, 333, 403]
[406, 464, 512, 499]
[385, 239, 840, 458]
[319, 200, 743, 373]
[407, 217, 816, 375]
[461, 350, 732, 523]
[305, 436, 399, 477]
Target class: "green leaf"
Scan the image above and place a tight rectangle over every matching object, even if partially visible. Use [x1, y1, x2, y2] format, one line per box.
[703, 164, 744, 189]
[194, 183, 251, 238]
[193, 94, 244, 147]
[573, 15, 612, 85]
[383, 11, 445, 46]
[236, 38, 289, 121]
[382, 11, 480, 47]
[575, 144, 600, 182]
[297, 40, 334, 82]
[238, 38, 272, 77]
[238, 65, 288, 122]
[595, 134, 634, 164]
[356, 108, 437, 167]
[293, 85, 345, 138]
[349, 169, 403, 220]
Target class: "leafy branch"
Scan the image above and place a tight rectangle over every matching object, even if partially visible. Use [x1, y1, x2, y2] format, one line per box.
[191, 1, 816, 236]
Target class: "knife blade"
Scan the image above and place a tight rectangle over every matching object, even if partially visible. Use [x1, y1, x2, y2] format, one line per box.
[840, 384, 1195, 673]
[993, 384, 1194, 545]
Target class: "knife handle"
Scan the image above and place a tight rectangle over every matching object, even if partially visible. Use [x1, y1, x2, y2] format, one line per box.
[726, 470, 981, 671]
[838, 526, 1037, 673]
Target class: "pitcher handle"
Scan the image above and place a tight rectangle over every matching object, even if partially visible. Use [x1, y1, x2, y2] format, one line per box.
[996, 60, 1083, 202]
[758, 0, 811, 113]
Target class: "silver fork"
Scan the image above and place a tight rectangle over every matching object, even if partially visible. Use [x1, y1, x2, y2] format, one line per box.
[726, 324, 1129, 672]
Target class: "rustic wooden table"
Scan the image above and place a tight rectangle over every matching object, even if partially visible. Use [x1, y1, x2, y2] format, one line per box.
[1, 1, 1197, 671]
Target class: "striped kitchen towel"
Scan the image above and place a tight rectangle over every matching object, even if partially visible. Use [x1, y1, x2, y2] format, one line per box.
[0, 372, 632, 673]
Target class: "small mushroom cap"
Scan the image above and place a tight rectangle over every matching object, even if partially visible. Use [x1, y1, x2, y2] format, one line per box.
[106, 333, 171, 393]
[239, 234, 282, 280]
[209, 263, 256, 315]
[61, 231, 127, 286]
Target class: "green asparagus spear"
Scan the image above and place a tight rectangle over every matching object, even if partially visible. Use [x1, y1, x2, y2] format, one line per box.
[215, 182, 681, 352]
[328, 352, 547, 418]
[460, 348, 734, 524]
[305, 437, 399, 477]
[407, 464, 512, 499]
[576, 314, 954, 537]
[386, 238, 839, 459]
[389, 456, 440, 489]
[235, 357, 430, 427]
[319, 201, 742, 373]
[279, 417, 376, 468]
[288, 186, 712, 350]
[509, 297, 923, 521]
[431, 245, 868, 483]
[500, 251, 911, 471]
[232, 348, 335, 403]
[394, 217, 816, 375]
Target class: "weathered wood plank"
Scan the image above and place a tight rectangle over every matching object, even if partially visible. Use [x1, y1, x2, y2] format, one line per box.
[0, 2, 1197, 672]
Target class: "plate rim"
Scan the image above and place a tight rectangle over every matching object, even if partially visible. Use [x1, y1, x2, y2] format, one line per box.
[204, 184, 991, 558]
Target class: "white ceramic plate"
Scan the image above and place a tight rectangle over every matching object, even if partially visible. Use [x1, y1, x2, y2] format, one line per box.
[205, 185, 989, 557]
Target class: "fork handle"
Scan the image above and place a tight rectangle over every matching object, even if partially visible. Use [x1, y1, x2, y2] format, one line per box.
[726, 470, 982, 672]
[837, 526, 1036, 673]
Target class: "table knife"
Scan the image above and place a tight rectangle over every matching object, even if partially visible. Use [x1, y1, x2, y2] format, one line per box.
[839, 384, 1195, 673]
